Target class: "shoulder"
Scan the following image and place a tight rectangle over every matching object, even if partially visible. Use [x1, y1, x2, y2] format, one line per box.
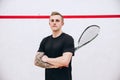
[63, 33, 74, 41]
[43, 35, 51, 40]
[41, 35, 52, 43]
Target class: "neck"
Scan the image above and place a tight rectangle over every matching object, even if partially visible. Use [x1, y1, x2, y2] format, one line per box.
[52, 30, 63, 38]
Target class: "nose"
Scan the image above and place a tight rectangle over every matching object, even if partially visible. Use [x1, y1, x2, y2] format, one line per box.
[53, 21, 56, 25]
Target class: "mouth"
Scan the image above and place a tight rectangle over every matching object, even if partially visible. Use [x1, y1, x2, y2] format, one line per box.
[52, 26, 57, 27]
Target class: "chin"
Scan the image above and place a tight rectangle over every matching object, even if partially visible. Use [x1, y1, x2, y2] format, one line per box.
[52, 29, 59, 32]
[51, 28, 58, 31]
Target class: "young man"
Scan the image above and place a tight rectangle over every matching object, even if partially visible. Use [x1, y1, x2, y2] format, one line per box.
[37, 12, 74, 80]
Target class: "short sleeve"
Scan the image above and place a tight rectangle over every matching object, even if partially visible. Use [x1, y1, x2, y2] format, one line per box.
[63, 36, 75, 56]
[37, 38, 46, 52]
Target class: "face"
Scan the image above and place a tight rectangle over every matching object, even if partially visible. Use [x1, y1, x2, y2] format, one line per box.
[49, 15, 64, 32]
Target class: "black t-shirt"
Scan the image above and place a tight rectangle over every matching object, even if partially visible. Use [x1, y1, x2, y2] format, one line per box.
[38, 32, 74, 57]
[38, 32, 74, 80]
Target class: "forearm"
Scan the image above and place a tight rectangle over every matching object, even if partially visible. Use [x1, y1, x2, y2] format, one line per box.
[46, 56, 67, 67]
[42, 52, 72, 68]
[34, 52, 59, 69]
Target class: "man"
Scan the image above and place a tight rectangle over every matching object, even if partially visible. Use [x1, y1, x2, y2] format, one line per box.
[36, 12, 74, 80]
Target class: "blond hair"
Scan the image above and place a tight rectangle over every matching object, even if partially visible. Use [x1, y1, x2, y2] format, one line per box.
[50, 11, 64, 22]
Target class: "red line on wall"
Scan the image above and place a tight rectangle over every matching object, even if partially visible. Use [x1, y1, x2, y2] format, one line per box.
[0, 15, 120, 19]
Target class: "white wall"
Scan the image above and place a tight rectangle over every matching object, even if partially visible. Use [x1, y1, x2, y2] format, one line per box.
[0, 0, 120, 80]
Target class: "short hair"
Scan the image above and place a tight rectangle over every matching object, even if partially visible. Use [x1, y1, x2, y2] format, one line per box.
[50, 11, 64, 22]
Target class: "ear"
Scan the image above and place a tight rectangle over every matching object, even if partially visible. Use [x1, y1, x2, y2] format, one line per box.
[49, 19, 50, 26]
[62, 22, 64, 26]
[49, 22, 50, 26]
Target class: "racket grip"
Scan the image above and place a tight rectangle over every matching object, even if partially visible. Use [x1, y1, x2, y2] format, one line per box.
[74, 46, 82, 51]
[74, 47, 78, 51]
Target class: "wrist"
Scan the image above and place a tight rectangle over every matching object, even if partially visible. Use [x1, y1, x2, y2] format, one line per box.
[45, 57, 49, 62]
[42, 56, 49, 62]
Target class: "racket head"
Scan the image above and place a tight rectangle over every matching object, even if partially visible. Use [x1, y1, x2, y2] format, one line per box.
[75, 25, 100, 51]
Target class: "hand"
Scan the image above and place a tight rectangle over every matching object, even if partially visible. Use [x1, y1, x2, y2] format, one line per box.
[41, 55, 48, 62]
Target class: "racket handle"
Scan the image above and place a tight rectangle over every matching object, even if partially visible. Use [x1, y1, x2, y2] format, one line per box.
[74, 46, 80, 51]
[74, 45, 83, 51]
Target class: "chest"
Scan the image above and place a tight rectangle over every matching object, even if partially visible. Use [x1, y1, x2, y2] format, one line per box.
[44, 37, 65, 57]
